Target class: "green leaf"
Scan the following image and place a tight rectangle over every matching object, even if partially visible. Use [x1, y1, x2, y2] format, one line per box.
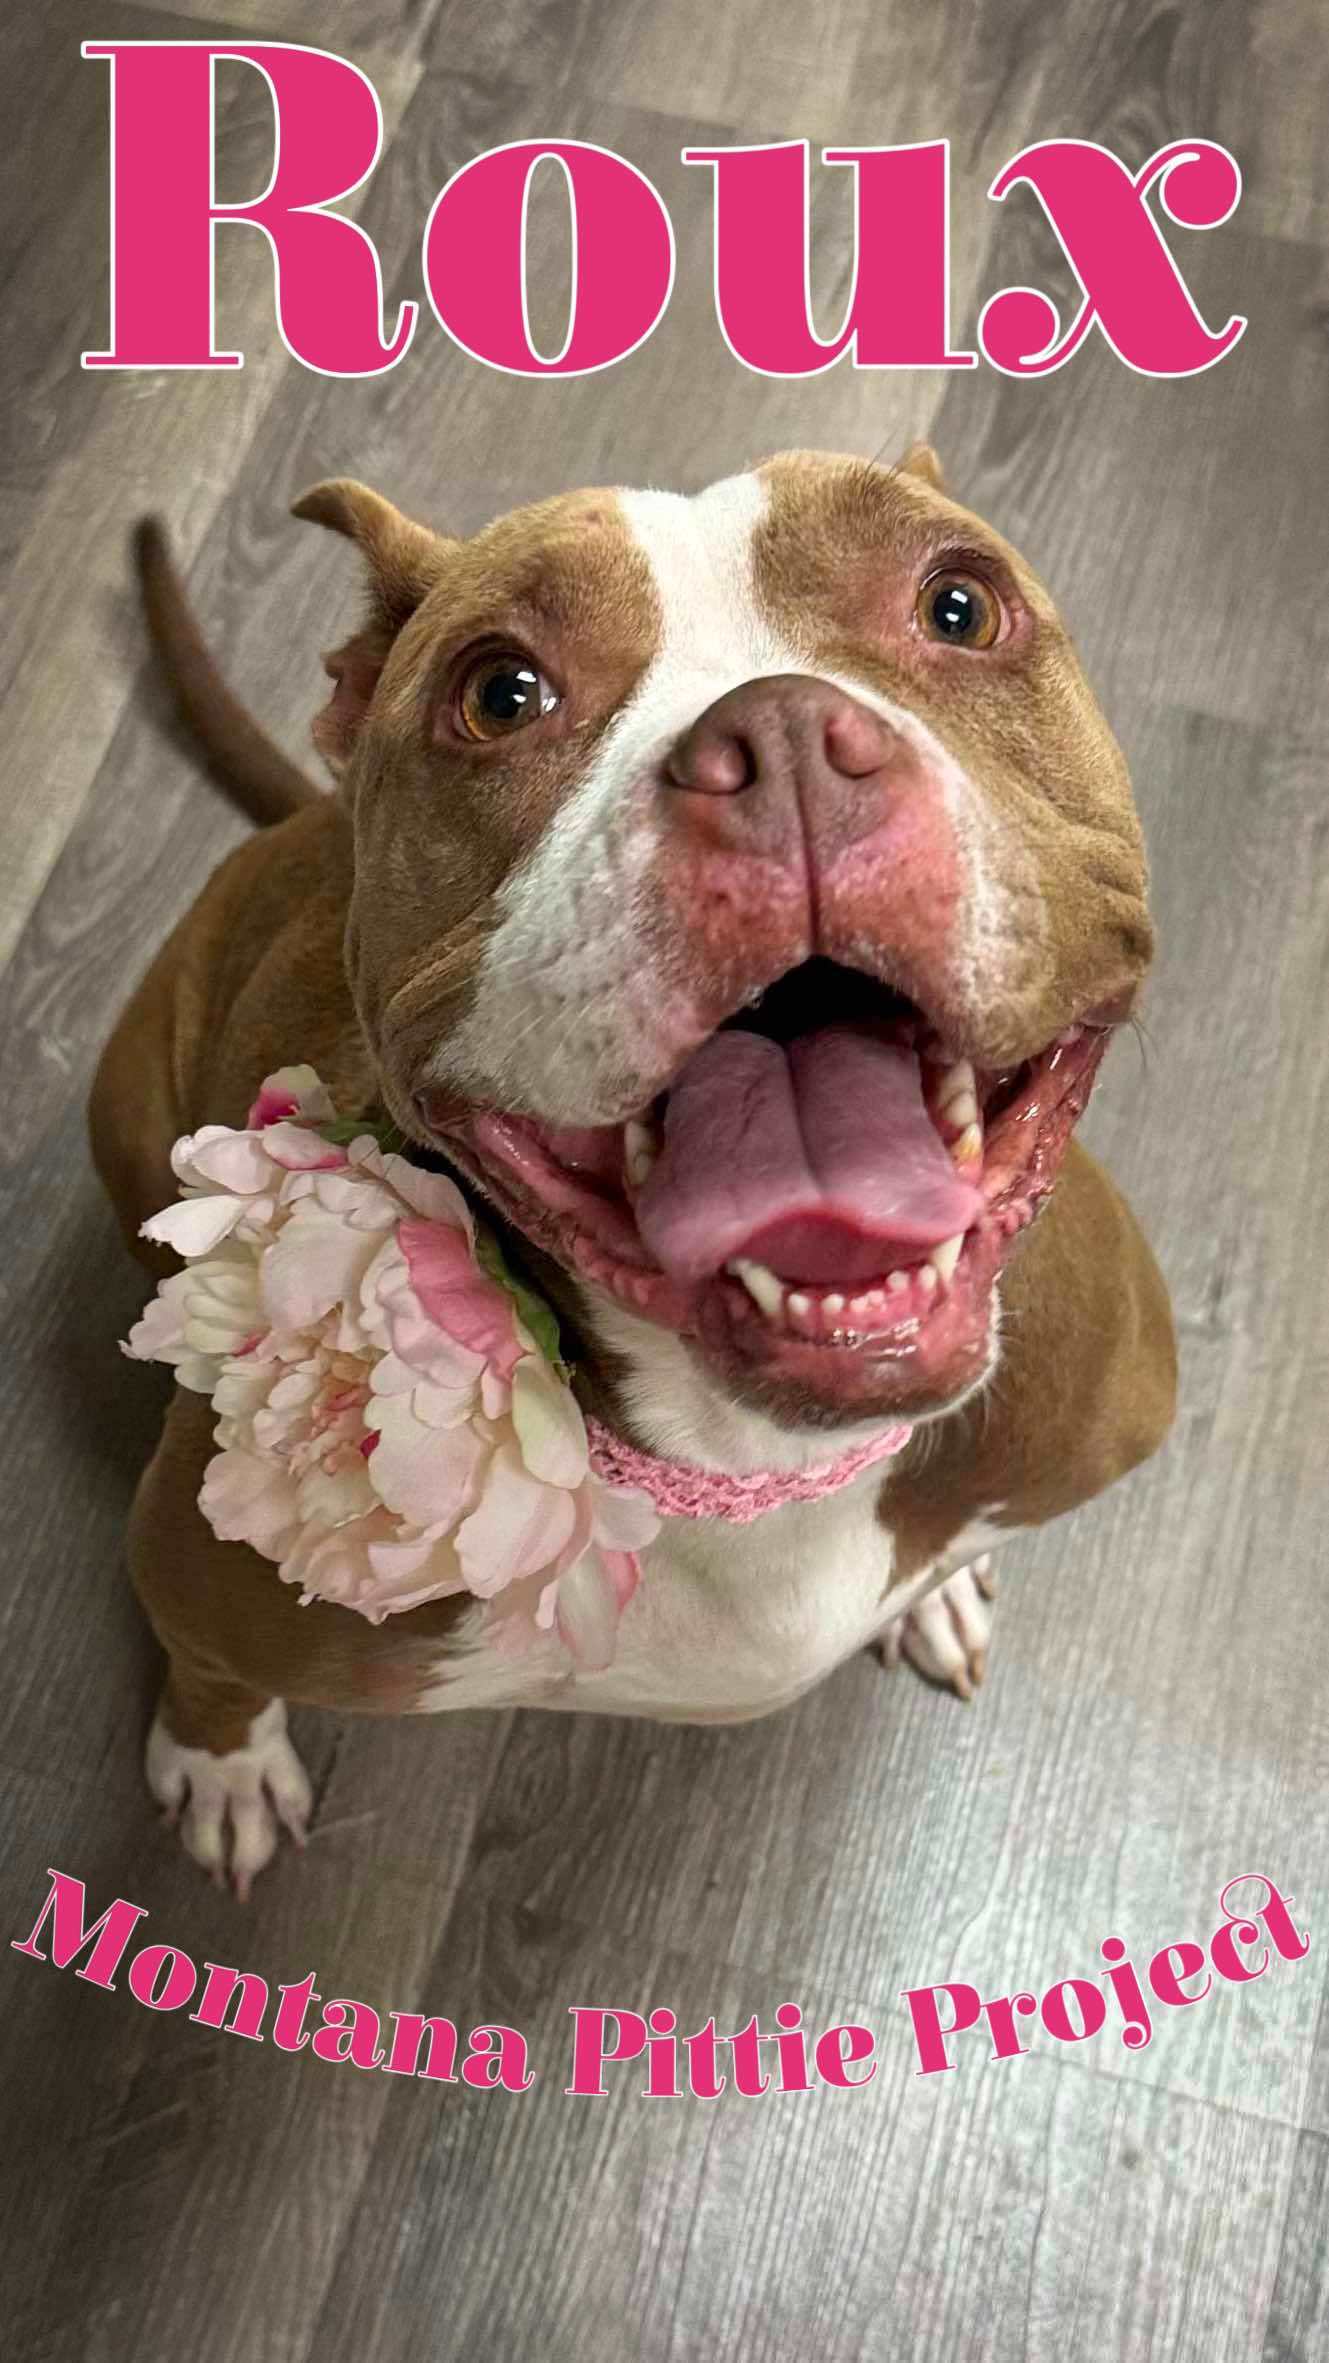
[474, 1228, 569, 1376]
[316, 1114, 406, 1152]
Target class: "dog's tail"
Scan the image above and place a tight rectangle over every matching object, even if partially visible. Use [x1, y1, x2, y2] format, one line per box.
[134, 516, 321, 828]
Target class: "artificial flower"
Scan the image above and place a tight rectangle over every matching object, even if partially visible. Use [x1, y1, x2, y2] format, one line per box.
[124, 1069, 656, 1668]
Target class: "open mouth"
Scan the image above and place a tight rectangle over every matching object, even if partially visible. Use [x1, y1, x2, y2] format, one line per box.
[418, 959, 1110, 1420]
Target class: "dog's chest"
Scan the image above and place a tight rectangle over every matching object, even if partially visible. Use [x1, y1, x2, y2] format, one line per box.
[428, 1473, 894, 1722]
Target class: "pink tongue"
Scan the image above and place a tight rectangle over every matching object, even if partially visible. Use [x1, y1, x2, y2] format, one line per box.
[636, 1026, 984, 1286]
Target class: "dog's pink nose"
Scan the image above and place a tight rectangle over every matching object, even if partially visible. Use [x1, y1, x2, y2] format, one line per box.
[665, 676, 893, 798]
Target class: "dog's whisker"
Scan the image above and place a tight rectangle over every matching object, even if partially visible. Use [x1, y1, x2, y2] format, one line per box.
[1127, 1014, 1154, 1073]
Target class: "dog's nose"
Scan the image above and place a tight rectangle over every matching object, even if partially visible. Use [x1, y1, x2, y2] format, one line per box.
[665, 675, 893, 798]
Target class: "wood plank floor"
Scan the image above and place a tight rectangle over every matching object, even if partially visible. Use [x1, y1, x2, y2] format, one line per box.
[2, 4, 1326, 2357]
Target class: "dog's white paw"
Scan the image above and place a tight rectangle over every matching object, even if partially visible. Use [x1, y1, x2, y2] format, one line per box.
[877, 1557, 997, 1700]
[145, 1699, 313, 1898]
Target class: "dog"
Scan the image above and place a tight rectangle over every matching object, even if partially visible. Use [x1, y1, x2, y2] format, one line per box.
[90, 443, 1176, 1892]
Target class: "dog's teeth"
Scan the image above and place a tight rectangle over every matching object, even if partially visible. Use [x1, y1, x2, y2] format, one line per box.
[823, 1293, 845, 1315]
[918, 1264, 939, 1295]
[936, 1060, 977, 1122]
[624, 1119, 658, 1189]
[787, 1291, 811, 1317]
[930, 1234, 964, 1286]
[728, 1258, 785, 1320]
[853, 1289, 892, 1324]
[886, 1269, 910, 1294]
[952, 1122, 983, 1167]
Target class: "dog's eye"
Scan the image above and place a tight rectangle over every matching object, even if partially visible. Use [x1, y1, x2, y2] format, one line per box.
[916, 570, 1003, 649]
[454, 650, 560, 741]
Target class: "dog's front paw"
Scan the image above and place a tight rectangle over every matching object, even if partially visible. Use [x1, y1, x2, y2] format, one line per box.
[145, 1699, 313, 1898]
[877, 1557, 997, 1701]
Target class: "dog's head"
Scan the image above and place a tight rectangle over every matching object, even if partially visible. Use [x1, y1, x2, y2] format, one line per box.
[295, 449, 1151, 1432]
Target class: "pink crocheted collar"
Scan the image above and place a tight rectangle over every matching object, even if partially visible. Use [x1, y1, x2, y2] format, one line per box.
[584, 1413, 911, 1524]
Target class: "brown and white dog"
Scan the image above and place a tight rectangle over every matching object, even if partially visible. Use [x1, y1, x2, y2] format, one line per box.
[91, 444, 1176, 1892]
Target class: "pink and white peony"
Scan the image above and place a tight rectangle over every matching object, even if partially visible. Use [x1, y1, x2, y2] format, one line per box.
[124, 1066, 656, 1669]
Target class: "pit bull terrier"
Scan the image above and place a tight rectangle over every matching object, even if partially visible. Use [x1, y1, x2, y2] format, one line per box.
[90, 444, 1176, 1892]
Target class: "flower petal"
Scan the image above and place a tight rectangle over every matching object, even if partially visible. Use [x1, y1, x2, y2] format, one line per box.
[454, 1446, 576, 1596]
[599, 1546, 643, 1612]
[552, 1549, 633, 1672]
[279, 1512, 386, 1615]
[365, 1239, 487, 1389]
[261, 1122, 349, 1173]
[364, 1529, 470, 1616]
[589, 1480, 660, 1555]
[398, 1220, 524, 1380]
[366, 1393, 487, 1532]
[247, 1066, 336, 1128]
[212, 1358, 277, 1421]
[298, 1459, 377, 1529]
[409, 1377, 484, 1430]
[199, 1449, 300, 1559]
[142, 1195, 245, 1258]
[511, 1355, 589, 1489]
[175, 1129, 280, 1195]
[260, 1206, 382, 1332]
[122, 1268, 223, 1394]
[123, 1271, 190, 1362]
[355, 1143, 474, 1233]
[305, 1167, 403, 1229]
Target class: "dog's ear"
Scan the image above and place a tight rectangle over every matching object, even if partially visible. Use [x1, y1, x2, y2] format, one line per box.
[897, 440, 947, 493]
[291, 479, 450, 770]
